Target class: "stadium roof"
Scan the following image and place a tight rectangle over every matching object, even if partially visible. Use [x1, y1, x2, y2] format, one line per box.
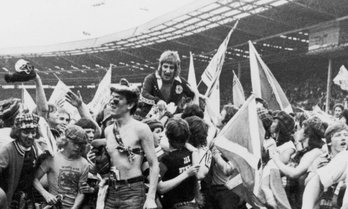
[0, 0, 348, 86]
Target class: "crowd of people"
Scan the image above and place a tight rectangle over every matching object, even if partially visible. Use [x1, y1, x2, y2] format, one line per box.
[1, 50, 348, 209]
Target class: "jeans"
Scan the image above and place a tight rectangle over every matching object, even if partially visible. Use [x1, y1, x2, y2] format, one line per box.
[171, 202, 199, 209]
[104, 181, 145, 209]
[208, 185, 247, 209]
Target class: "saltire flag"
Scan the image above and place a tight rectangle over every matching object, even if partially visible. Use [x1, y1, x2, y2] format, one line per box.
[232, 70, 245, 107]
[88, 66, 112, 116]
[214, 95, 265, 207]
[188, 51, 200, 105]
[249, 41, 293, 113]
[49, 78, 80, 121]
[21, 84, 36, 112]
[333, 65, 348, 91]
[201, 20, 239, 97]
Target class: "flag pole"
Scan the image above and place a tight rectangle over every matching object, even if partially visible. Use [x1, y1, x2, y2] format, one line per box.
[325, 59, 332, 113]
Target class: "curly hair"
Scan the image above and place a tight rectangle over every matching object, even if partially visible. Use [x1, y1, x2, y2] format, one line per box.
[185, 116, 208, 148]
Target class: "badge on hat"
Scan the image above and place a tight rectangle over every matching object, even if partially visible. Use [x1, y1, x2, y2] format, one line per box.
[175, 85, 183, 94]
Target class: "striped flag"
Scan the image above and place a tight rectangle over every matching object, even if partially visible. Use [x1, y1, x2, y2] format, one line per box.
[214, 95, 265, 207]
[249, 41, 293, 113]
[232, 71, 245, 107]
[333, 65, 348, 91]
[201, 20, 239, 96]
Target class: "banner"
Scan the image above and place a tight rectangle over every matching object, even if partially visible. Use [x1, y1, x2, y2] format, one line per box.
[188, 51, 200, 105]
[249, 41, 293, 113]
[232, 71, 245, 107]
[201, 20, 239, 96]
[49, 79, 79, 121]
[333, 65, 348, 91]
[88, 67, 112, 115]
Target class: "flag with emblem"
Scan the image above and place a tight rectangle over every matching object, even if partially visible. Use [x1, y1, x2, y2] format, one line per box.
[249, 41, 293, 113]
[214, 94, 265, 207]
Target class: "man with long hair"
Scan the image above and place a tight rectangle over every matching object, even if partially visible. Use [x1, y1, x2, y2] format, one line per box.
[140, 50, 195, 116]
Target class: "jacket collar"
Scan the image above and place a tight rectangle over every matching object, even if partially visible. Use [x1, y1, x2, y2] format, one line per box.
[13, 141, 37, 157]
[155, 71, 182, 89]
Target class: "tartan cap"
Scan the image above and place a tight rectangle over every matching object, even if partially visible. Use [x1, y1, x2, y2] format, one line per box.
[14, 113, 39, 129]
[257, 107, 273, 129]
[65, 125, 88, 144]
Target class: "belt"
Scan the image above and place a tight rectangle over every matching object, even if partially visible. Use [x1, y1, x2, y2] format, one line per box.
[173, 201, 196, 208]
[108, 176, 144, 185]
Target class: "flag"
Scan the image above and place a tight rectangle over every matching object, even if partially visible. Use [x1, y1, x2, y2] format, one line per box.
[21, 84, 36, 112]
[249, 41, 293, 113]
[214, 95, 265, 207]
[333, 65, 348, 91]
[232, 71, 245, 107]
[201, 20, 239, 96]
[188, 52, 198, 90]
[188, 52, 200, 105]
[49, 79, 80, 121]
[88, 66, 112, 115]
[204, 78, 221, 127]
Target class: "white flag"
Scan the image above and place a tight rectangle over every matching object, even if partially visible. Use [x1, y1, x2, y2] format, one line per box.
[49, 79, 80, 121]
[204, 79, 221, 127]
[188, 52, 197, 90]
[333, 65, 348, 91]
[188, 52, 200, 105]
[249, 41, 293, 113]
[232, 71, 245, 107]
[88, 67, 112, 115]
[201, 20, 239, 96]
[21, 85, 36, 112]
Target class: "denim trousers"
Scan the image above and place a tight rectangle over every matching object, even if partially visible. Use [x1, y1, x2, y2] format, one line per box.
[104, 181, 145, 209]
[171, 202, 199, 209]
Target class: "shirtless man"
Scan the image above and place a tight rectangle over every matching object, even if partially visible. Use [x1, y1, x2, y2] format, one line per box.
[104, 85, 159, 209]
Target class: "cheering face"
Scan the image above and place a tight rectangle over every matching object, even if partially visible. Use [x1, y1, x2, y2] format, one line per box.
[161, 63, 175, 81]
[57, 112, 71, 126]
[109, 93, 133, 118]
[330, 129, 348, 154]
[84, 128, 95, 143]
[19, 128, 37, 148]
